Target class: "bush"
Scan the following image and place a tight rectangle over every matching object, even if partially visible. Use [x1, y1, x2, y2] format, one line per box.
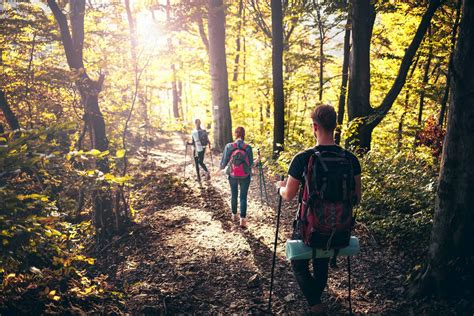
[358, 150, 437, 255]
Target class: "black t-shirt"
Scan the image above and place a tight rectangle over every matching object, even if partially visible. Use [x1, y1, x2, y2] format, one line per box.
[288, 145, 361, 182]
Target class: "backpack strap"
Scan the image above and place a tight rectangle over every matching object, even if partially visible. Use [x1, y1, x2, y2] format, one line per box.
[313, 151, 329, 200]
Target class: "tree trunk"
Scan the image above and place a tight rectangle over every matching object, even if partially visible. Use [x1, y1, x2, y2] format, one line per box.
[124, 0, 137, 69]
[232, 0, 244, 82]
[0, 90, 20, 131]
[347, 0, 442, 151]
[439, 0, 461, 127]
[416, 1, 474, 298]
[208, 0, 232, 151]
[397, 90, 410, 150]
[271, 0, 285, 157]
[48, 0, 124, 238]
[335, 12, 351, 145]
[316, 3, 324, 101]
[417, 26, 433, 126]
[345, 0, 375, 150]
[167, 0, 180, 119]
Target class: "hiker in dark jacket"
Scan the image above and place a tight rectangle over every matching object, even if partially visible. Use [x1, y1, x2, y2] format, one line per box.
[276, 105, 362, 314]
[188, 119, 210, 181]
[219, 126, 257, 228]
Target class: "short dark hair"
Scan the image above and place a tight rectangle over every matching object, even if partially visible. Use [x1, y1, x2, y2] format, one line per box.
[311, 105, 337, 132]
[235, 126, 245, 141]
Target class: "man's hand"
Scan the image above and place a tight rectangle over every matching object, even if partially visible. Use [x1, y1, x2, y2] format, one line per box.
[276, 176, 300, 201]
[275, 179, 286, 191]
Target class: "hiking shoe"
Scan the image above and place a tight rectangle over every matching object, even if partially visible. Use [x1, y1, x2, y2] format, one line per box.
[205, 172, 211, 180]
[240, 218, 247, 228]
[231, 213, 238, 221]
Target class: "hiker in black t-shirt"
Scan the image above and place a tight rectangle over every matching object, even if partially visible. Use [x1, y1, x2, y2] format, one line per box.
[276, 105, 362, 314]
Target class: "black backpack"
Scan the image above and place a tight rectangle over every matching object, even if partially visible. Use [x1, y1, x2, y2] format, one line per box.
[198, 130, 209, 146]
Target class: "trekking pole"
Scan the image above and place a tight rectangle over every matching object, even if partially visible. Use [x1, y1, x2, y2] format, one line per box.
[209, 143, 214, 168]
[268, 175, 284, 311]
[261, 163, 269, 203]
[257, 154, 269, 204]
[257, 149, 264, 203]
[348, 256, 353, 316]
[183, 144, 188, 178]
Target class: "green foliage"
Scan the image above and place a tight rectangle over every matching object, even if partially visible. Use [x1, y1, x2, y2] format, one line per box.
[357, 150, 437, 256]
[0, 125, 116, 308]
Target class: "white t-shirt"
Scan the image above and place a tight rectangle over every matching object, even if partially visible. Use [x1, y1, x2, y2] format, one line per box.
[191, 129, 203, 152]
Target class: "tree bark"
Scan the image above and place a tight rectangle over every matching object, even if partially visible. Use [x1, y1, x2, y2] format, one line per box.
[208, 0, 232, 150]
[271, 0, 285, 157]
[346, 0, 375, 150]
[335, 12, 351, 145]
[416, 0, 474, 298]
[347, 0, 442, 151]
[439, 0, 461, 127]
[0, 90, 21, 131]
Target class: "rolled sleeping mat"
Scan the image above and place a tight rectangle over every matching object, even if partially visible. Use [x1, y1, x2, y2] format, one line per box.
[285, 236, 360, 260]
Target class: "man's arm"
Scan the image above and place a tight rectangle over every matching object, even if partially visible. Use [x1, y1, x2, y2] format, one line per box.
[277, 175, 300, 201]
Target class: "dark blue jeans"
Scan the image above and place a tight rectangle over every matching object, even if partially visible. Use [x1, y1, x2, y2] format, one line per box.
[228, 176, 251, 218]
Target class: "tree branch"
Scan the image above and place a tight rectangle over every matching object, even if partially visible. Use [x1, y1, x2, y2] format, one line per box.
[47, 0, 83, 69]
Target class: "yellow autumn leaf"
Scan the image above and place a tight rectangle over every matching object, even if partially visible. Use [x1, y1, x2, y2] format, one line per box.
[116, 149, 125, 158]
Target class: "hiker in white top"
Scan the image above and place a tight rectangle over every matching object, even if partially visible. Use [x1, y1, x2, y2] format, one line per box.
[188, 119, 210, 182]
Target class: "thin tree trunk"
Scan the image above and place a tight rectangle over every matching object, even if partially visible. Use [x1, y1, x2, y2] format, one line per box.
[415, 0, 474, 298]
[24, 33, 36, 129]
[197, 11, 209, 53]
[418, 26, 433, 126]
[125, 0, 137, 70]
[233, 0, 244, 82]
[271, 0, 285, 157]
[167, 0, 180, 119]
[335, 12, 351, 145]
[0, 90, 20, 131]
[316, 3, 324, 101]
[208, 0, 232, 150]
[439, 0, 461, 127]
[397, 90, 410, 150]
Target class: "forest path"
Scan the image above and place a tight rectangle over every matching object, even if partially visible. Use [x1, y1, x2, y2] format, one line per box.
[95, 131, 408, 315]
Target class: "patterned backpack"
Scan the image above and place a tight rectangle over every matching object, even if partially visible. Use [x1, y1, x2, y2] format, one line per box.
[294, 148, 355, 249]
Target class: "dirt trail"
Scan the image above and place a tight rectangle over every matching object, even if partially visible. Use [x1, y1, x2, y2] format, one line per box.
[95, 131, 414, 315]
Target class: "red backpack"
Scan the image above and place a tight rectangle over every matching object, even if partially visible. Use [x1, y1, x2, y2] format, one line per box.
[294, 148, 355, 249]
[229, 143, 250, 179]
